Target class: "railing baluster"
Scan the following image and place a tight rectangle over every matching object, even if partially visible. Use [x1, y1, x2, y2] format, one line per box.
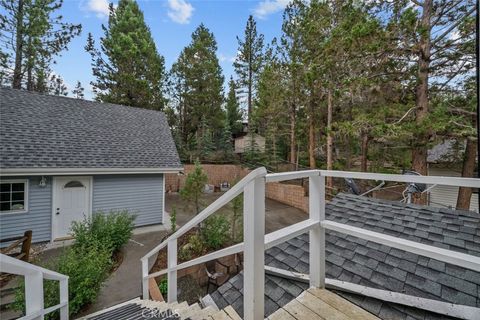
[25, 271, 44, 320]
[142, 258, 149, 299]
[309, 174, 326, 288]
[59, 277, 69, 320]
[243, 176, 266, 320]
[167, 238, 178, 302]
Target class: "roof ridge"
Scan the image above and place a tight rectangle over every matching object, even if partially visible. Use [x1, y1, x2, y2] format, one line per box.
[0, 86, 166, 117]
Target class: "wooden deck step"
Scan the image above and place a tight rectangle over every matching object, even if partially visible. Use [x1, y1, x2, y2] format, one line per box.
[267, 288, 380, 320]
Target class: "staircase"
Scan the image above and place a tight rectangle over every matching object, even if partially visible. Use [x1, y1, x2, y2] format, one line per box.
[82, 298, 241, 320]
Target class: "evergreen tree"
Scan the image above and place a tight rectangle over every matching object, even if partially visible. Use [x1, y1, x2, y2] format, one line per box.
[48, 74, 67, 96]
[234, 15, 264, 119]
[169, 24, 225, 153]
[0, 0, 81, 90]
[180, 159, 208, 215]
[72, 81, 85, 99]
[225, 77, 243, 135]
[86, 0, 166, 110]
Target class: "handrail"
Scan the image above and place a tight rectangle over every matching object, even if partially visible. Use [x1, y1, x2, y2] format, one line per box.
[144, 219, 319, 280]
[141, 167, 268, 262]
[266, 169, 480, 188]
[0, 253, 69, 320]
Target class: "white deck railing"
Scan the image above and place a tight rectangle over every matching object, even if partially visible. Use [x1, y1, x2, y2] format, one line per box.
[0, 253, 69, 320]
[141, 169, 480, 320]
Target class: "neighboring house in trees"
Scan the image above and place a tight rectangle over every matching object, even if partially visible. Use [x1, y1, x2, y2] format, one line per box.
[234, 133, 266, 154]
[427, 139, 478, 212]
[0, 88, 182, 243]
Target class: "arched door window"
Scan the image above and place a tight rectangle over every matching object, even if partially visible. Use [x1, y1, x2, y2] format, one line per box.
[64, 181, 85, 188]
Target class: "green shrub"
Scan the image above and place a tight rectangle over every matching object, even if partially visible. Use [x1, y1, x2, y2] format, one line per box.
[178, 233, 204, 261]
[170, 207, 177, 233]
[201, 215, 230, 250]
[159, 278, 168, 296]
[13, 244, 111, 318]
[71, 210, 135, 253]
[13, 211, 133, 318]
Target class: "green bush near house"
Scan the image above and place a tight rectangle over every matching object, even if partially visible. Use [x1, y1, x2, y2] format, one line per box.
[12, 210, 135, 318]
[71, 210, 135, 252]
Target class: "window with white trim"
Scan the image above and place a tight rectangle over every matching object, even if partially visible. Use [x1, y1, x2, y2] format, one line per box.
[0, 180, 28, 213]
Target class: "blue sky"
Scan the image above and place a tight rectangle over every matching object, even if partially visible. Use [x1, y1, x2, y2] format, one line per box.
[55, 0, 289, 100]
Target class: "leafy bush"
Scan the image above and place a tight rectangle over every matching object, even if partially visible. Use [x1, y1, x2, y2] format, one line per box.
[170, 207, 177, 233]
[71, 210, 135, 253]
[179, 233, 204, 261]
[201, 215, 230, 250]
[13, 211, 134, 318]
[159, 278, 168, 296]
[13, 244, 111, 318]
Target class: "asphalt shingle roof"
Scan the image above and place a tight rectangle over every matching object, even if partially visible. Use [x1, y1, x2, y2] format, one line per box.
[0, 88, 181, 170]
[210, 193, 480, 319]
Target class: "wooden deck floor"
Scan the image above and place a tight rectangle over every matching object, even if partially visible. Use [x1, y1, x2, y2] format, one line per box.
[267, 288, 380, 320]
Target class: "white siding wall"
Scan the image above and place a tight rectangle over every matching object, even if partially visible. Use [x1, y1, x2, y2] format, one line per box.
[92, 174, 164, 226]
[428, 167, 479, 213]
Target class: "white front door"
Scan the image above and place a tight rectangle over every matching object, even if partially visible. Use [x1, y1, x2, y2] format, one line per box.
[53, 176, 91, 239]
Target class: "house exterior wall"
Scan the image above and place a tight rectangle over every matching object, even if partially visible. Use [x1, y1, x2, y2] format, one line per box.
[92, 174, 164, 226]
[428, 167, 479, 213]
[1, 174, 164, 245]
[234, 134, 266, 153]
[0, 176, 52, 243]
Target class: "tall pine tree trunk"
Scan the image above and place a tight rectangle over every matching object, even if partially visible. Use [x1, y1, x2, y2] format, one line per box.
[290, 104, 296, 166]
[412, 0, 432, 204]
[327, 89, 333, 188]
[361, 133, 369, 172]
[12, 0, 24, 89]
[248, 58, 253, 119]
[456, 138, 477, 210]
[309, 118, 316, 169]
[309, 99, 316, 169]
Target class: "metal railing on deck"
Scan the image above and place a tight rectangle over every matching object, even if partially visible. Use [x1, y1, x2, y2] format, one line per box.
[0, 253, 69, 320]
[141, 168, 480, 320]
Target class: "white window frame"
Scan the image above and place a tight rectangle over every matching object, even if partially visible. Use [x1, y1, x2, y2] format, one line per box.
[0, 179, 29, 214]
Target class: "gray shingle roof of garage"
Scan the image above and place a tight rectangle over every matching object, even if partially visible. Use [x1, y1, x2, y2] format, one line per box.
[0, 88, 181, 170]
[209, 193, 480, 319]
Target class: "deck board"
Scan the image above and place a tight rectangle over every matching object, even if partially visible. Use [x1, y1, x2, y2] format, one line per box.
[267, 288, 380, 320]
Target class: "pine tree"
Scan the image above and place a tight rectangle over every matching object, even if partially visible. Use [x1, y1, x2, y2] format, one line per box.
[48, 74, 67, 96]
[180, 159, 208, 215]
[225, 77, 243, 135]
[169, 24, 225, 153]
[86, 0, 166, 110]
[234, 15, 264, 119]
[72, 81, 85, 99]
[0, 0, 81, 90]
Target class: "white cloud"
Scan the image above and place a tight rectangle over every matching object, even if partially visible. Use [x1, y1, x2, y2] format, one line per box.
[167, 0, 194, 24]
[253, 0, 290, 19]
[85, 0, 111, 18]
[219, 54, 236, 63]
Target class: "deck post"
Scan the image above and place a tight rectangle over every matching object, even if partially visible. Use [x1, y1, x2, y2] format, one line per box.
[59, 277, 69, 320]
[167, 238, 177, 302]
[309, 174, 326, 288]
[141, 258, 149, 299]
[25, 270, 44, 319]
[243, 176, 266, 320]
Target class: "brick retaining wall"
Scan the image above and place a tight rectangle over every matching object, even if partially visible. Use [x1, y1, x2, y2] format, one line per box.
[165, 164, 251, 193]
[166, 164, 309, 213]
[266, 182, 309, 213]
